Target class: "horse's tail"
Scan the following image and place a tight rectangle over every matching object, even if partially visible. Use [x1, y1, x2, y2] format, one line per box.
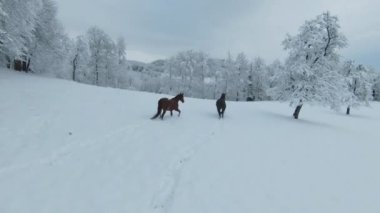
[151, 106, 162, 119]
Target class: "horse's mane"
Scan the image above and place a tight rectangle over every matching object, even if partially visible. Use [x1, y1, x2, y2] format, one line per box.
[173, 93, 183, 99]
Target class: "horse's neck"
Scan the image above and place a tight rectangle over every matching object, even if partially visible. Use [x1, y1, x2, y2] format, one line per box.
[171, 97, 180, 103]
[171, 97, 180, 102]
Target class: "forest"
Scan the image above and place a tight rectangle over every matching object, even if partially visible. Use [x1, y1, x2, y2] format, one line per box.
[1, 0, 380, 117]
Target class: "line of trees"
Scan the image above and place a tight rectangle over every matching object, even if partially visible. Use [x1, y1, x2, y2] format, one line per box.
[1, 2, 379, 119]
[1, 0, 71, 77]
[0, 0, 128, 85]
[72, 27, 128, 87]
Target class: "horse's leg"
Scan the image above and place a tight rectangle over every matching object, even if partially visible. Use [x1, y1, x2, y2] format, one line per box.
[174, 108, 181, 117]
[160, 109, 167, 119]
[170, 110, 173, 116]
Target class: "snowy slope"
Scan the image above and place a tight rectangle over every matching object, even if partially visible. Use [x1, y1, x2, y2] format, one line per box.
[1, 69, 380, 213]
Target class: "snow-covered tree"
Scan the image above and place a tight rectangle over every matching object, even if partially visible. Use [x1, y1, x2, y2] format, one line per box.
[340, 61, 374, 114]
[0, 0, 41, 69]
[373, 74, 380, 101]
[164, 50, 209, 97]
[267, 60, 283, 88]
[222, 52, 235, 99]
[234, 52, 249, 101]
[27, 0, 71, 77]
[276, 11, 348, 119]
[207, 58, 224, 99]
[161, 56, 177, 94]
[250, 57, 268, 101]
[266, 59, 284, 100]
[197, 53, 209, 98]
[116, 37, 127, 65]
[71, 36, 90, 82]
[0, 1, 7, 64]
[87, 26, 118, 86]
[221, 52, 255, 101]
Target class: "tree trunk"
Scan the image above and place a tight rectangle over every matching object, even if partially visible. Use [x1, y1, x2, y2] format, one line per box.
[26, 58, 31, 72]
[346, 106, 350, 115]
[293, 104, 303, 119]
[96, 72, 99, 85]
[72, 54, 78, 81]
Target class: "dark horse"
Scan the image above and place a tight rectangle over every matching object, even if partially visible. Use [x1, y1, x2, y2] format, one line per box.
[216, 93, 226, 119]
[151, 93, 185, 119]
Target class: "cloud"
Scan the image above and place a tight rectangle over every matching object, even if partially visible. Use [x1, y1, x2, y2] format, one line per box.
[56, 0, 380, 70]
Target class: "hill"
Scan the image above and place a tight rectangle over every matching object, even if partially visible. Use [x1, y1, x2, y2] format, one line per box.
[0, 69, 379, 213]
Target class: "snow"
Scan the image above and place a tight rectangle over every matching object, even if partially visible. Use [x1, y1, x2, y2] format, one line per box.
[1, 68, 380, 213]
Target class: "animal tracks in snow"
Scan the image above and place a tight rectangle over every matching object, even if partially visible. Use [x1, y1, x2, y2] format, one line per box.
[151, 129, 216, 213]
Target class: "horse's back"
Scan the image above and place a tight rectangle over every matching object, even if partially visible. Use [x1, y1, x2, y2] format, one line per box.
[159, 97, 178, 110]
[216, 99, 226, 110]
[158, 97, 169, 103]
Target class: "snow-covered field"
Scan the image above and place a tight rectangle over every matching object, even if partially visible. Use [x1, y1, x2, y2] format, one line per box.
[1, 68, 380, 213]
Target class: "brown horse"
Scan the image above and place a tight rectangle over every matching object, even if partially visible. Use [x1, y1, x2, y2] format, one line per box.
[216, 93, 226, 119]
[151, 93, 185, 120]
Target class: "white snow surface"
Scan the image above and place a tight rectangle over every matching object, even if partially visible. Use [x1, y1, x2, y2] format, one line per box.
[1, 69, 380, 213]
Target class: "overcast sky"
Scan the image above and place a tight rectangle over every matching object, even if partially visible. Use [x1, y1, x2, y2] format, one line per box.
[56, 0, 380, 70]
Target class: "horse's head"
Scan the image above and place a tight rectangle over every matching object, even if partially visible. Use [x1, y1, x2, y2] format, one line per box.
[177, 93, 185, 103]
[221, 93, 226, 99]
